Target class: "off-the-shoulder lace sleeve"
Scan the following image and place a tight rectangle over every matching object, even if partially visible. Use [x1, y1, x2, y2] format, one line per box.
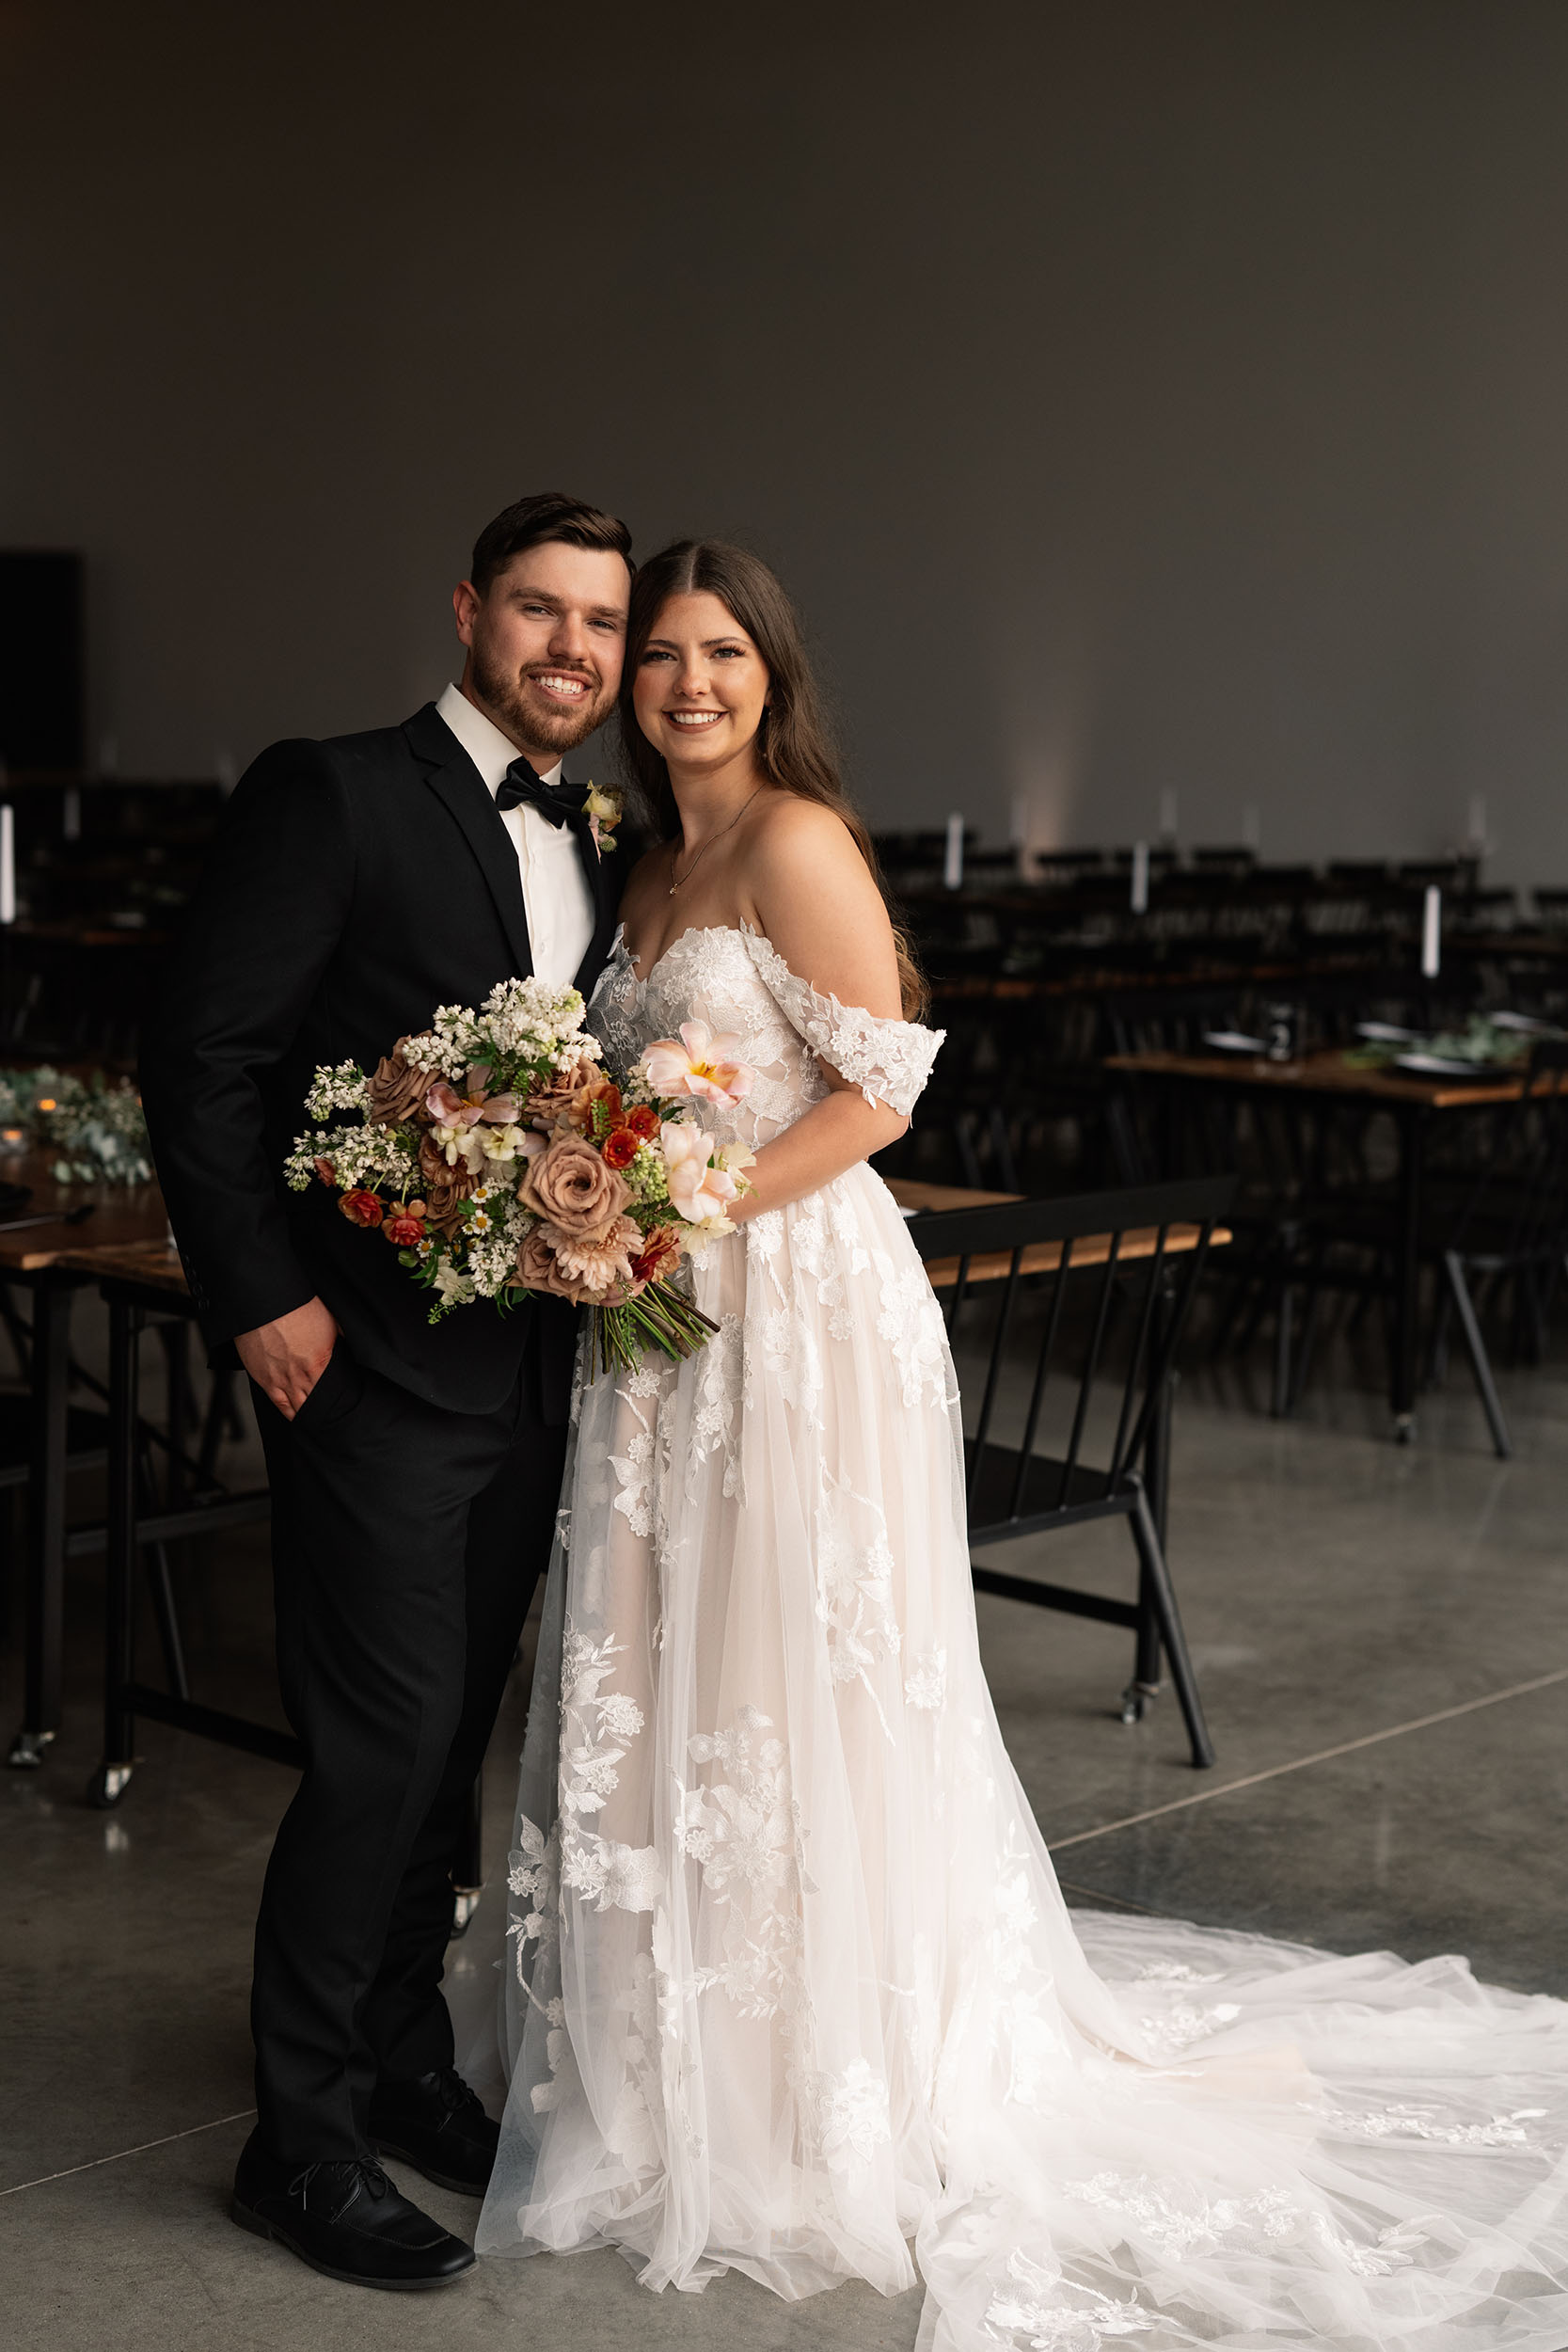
[741, 925, 944, 1116]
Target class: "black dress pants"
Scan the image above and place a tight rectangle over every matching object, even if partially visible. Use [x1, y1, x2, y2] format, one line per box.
[249, 1335, 567, 2167]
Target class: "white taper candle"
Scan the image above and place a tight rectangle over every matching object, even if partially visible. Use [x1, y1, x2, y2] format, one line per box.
[943, 813, 964, 890]
[0, 804, 14, 925]
[1421, 884, 1441, 978]
[1131, 840, 1149, 914]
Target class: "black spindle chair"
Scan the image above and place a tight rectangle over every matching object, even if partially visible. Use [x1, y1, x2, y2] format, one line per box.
[907, 1175, 1235, 1769]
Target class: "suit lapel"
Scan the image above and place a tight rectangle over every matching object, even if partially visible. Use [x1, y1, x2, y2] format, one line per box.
[403, 703, 533, 979]
[571, 805, 622, 999]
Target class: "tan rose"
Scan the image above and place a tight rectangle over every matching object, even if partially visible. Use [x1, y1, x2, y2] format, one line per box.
[523, 1056, 612, 1134]
[366, 1038, 436, 1127]
[518, 1132, 631, 1238]
[417, 1132, 476, 1233]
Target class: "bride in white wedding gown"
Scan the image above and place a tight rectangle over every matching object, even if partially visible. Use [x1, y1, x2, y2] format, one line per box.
[473, 541, 1568, 2348]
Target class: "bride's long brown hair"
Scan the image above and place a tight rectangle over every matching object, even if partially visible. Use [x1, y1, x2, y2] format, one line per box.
[618, 539, 927, 1020]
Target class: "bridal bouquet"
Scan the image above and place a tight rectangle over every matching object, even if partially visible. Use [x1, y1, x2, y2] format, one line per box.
[285, 977, 754, 1372]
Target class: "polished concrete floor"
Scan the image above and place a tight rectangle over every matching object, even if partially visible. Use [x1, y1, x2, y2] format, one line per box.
[3, 1312, 1566, 2348]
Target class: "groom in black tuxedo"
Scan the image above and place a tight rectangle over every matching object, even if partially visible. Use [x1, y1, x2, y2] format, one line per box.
[140, 491, 633, 2290]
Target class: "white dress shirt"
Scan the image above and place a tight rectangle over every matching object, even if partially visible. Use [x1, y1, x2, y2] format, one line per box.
[436, 682, 595, 989]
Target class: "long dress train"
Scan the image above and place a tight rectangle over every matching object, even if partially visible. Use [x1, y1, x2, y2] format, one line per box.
[474, 921, 1568, 2350]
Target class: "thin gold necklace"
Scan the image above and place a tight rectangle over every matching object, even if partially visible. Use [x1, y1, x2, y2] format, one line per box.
[668, 787, 763, 896]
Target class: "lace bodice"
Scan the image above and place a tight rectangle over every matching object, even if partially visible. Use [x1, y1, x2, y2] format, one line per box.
[589, 923, 943, 1148]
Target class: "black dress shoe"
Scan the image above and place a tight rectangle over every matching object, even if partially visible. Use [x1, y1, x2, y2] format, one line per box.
[369, 2064, 499, 2196]
[231, 2134, 474, 2291]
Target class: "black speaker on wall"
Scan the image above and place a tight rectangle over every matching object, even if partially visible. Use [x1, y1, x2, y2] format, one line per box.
[0, 550, 84, 771]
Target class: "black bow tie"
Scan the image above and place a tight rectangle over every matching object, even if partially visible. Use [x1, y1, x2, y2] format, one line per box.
[496, 759, 587, 833]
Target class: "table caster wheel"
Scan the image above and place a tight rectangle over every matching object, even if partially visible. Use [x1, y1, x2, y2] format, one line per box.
[7, 1726, 55, 1770]
[1120, 1680, 1159, 1725]
[87, 1762, 134, 1809]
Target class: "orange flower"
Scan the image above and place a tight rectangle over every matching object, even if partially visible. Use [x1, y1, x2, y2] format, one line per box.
[384, 1202, 427, 1248]
[631, 1224, 682, 1286]
[601, 1126, 640, 1171]
[625, 1104, 659, 1141]
[312, 1155, 337, 1186]
[339, 1188, 384, 1228]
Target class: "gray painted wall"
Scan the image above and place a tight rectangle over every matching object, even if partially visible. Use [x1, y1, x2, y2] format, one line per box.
[4, 1, 1566, 882]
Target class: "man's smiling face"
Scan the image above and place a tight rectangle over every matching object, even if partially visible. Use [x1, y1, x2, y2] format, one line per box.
[454, 541, 630, 762]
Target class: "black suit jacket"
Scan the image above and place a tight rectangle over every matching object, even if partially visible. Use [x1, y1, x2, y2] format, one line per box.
[139, 701, 624, 1415]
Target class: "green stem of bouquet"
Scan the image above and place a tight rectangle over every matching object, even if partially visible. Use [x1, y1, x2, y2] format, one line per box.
[587, 1280, 720, 1381]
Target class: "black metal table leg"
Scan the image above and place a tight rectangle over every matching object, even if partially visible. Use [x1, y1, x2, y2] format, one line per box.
[1392, 1104, 1426, 1441]
[1124, 1278, 1175, 1724]
[90, 1294, 142, 1807]
[158, 1321, 191, 1508]
[8, 1274, 76, 1769]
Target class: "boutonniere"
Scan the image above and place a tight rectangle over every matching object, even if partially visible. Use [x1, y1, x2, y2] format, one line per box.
[582, 783, 623, 858]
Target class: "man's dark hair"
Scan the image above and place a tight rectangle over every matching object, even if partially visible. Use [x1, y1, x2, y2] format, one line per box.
[469, 491, 633, 594]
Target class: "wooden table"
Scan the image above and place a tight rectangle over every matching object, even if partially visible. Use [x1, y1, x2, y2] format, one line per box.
[886, 1175, 1228, 1290]
[1104, 1047, 1541, 1438]
[1, 1152, 171, 1765]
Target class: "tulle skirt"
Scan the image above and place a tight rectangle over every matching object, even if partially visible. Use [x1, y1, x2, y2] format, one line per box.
[473, 1164, 1568, 2348]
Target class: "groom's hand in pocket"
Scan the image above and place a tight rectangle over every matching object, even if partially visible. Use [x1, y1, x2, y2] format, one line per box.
[237, 1296, 341, 1420]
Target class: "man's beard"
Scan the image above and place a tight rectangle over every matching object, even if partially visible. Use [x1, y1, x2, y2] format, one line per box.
[469, 639, 613, 756]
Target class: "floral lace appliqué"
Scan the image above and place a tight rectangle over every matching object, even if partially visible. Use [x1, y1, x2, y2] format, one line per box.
[1136, 1998, 1243, 2058]
[1325, 2102, 1547, 2150]
[810, 2058, 892, 2183]
[1063, 2171, 1304, 2260]
[987, 2248, 1155, 2348]
[873, 1248, 955, 1407]
[740, 924, 943, 1116]
[554, 1622, 660, 1917]
[815, 1476, 901, 1729]
[688, 1311, 745, 1502]
[676, 1706, 810, 2021]
[904, 1647, 947, 1711]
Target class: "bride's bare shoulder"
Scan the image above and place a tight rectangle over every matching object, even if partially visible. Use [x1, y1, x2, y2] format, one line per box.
[745, 792, 899, 1009]
[748, 791, 877, 895]
[749, 792, 882, 906]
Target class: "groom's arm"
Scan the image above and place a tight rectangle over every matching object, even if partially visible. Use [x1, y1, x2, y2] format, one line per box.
[139, 739, 355, 1386]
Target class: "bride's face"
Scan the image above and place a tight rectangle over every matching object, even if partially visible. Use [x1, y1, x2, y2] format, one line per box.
[633, 592, 771, 777]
